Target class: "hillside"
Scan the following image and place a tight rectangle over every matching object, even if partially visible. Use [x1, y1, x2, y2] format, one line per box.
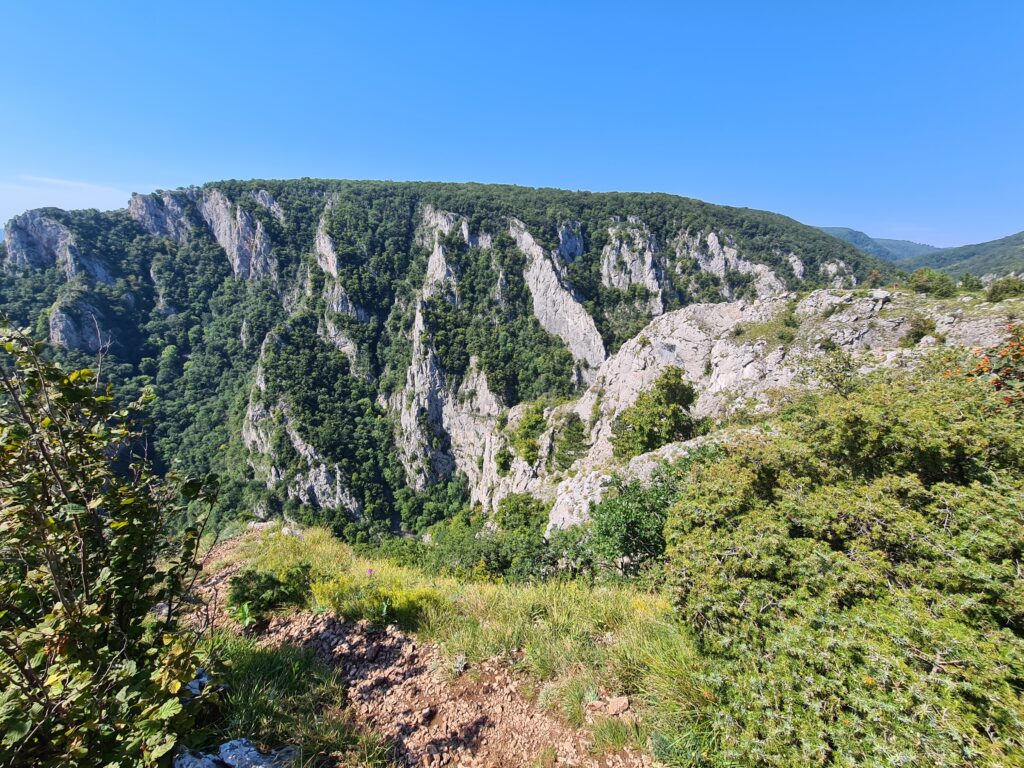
[899, 228, 1024, 275]
[821, 224, 1024, 276]
[0, 179, 895, 535]
[818, 226, 940, 262]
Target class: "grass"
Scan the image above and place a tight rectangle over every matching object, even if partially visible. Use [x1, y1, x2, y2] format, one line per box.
[205, 633, 394, 767]
[213, 525, 700, 762]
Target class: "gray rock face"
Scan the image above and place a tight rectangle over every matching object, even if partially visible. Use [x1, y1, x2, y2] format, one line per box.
[676, 230, 785, 299]
[3, 210, 112, 283]
[128, 191, 194, 244]
[246, 189, 285, 223]
[243, 340, 363, 518]
[601, 217, 664, 313]
[196, 189, 275, 280]
[510, 218, 606, 371]
[48, 297, 110, 353]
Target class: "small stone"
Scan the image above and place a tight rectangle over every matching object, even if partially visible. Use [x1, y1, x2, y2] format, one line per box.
[606, 695, 630, 715]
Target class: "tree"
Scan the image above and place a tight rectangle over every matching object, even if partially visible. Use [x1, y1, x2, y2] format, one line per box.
[0, 327, 216, 766]
[611, 366, 696, 459]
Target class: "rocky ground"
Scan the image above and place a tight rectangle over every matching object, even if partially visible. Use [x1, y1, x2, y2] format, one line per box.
[199, 534, 658, 768]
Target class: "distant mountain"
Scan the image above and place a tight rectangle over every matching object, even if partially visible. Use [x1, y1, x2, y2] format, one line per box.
[898, 230, 1024, 276]
[821, 225, 1023, 277]
[818, 227, 940, 263]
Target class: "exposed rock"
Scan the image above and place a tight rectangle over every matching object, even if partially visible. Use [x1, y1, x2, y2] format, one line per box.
[324, 280, 370, 321]
[557, 220, 585, 263]
[676, 230, 785, 299]
[246, 189, 285, 223]
[314, 195, 339, 277]
[3, 210, 112, 283]
[392, 303, 455, 490]
[601, 216, 664, 313]
[821, 259, 855, 288]
[510, 218, 606, 371]
[606, 696, 630, 715]
[195, 189, 275, 280]
[128, 191, 194, 244]
[48, 297, 110, 353]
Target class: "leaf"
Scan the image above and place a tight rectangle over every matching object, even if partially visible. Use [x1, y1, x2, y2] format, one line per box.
[154, 697, 182, 721]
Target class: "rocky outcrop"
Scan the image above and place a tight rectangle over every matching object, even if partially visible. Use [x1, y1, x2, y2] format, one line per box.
[392, 304, 455, 490]
[196, 189, 275, 280]
[247, 188, 285, 223]
[243, 397, 363, 518]
[128, 191, 194, 244]
[3, 210, 112, 283]
[821, 259, 855, 288]
[510, 218, 606, 371]
[676, 230, 785, 299]
[48, 296, 110, 353]
[601, 217, 664, 313]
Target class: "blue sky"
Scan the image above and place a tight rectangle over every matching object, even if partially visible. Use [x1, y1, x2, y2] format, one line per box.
[1, 1, 1021, 247]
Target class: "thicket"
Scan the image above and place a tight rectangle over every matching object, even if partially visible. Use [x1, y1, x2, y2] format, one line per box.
[0, 328, 216, 767]
[611, 366, 697, 459]
[662, 354, 1024, 765]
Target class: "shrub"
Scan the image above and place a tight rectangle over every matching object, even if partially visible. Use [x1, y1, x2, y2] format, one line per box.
[550, 412, 588, 470]
[0, 328, 215, 766]
[959, 272, 984, 291]
[986, 275, 1024, 302]
[663, 363, 1024, 765]
[908, 267, 957, 297]
[967, 322, 1024, 408]
[611, 366, 696, 459]
[899, 313, 940, 346]
[509, 400, 547, 465]
[227, 564, 312, 619]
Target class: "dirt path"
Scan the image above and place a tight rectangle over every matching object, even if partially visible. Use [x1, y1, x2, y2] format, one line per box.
[198, 533, 658, 767]
[261, 612, 655, 768]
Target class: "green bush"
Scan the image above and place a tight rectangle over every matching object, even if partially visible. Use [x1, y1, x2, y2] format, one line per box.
[550, 412, 588, 470]
[908, 267, 957, 297]
[509, 400, 547, 465]
[227, 564, 312, 619]
[986, 275, 1024, 302]
[0, 328, 215, 766]
[663, 363, 1024, 765]
[900, 313, 940, 347]
[611, 366, 696, 459]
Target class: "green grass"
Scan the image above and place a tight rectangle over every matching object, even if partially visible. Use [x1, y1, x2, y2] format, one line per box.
[206, 633, 394, 767]
[218, 526, 693, 758]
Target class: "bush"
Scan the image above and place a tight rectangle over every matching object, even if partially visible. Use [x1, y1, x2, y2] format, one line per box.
[900, 313, 940, 346]
[227, 564, 312, 619]
[986, 275, 1024, 302]
[509, 400, 547, 465]
[663, 362, 1024, 765]
[611, 366, 696, 459]
[550, 412, 588, 470]
[0, 328, 215, 766]
[908, 267, 957, 297]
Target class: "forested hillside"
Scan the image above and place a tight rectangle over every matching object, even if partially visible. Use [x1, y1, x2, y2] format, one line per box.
[0, 180, 891, 535]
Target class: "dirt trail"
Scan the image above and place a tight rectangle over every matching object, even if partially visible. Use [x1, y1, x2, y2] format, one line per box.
[199, 535, 658, 768]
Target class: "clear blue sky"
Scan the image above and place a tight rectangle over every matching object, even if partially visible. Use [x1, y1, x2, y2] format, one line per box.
[1, 1, 1021, 247]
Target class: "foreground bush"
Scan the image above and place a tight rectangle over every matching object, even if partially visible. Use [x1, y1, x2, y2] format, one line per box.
[0, 329, 215, 766]
[664, 360, 1024, 765]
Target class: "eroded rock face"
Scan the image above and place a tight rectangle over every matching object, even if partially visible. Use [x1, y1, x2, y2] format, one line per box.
[128, 191, 194, 244]
[243, 339, 363, 519]
[4, 210, 112, 283]
[510, 218, 606, 371]
[247, 189, 285, 223]
[601, 217, 664, 313]
[48, 297, 110, 353]
[676, 230, 785, 299]
[196, 189, 275, 280]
